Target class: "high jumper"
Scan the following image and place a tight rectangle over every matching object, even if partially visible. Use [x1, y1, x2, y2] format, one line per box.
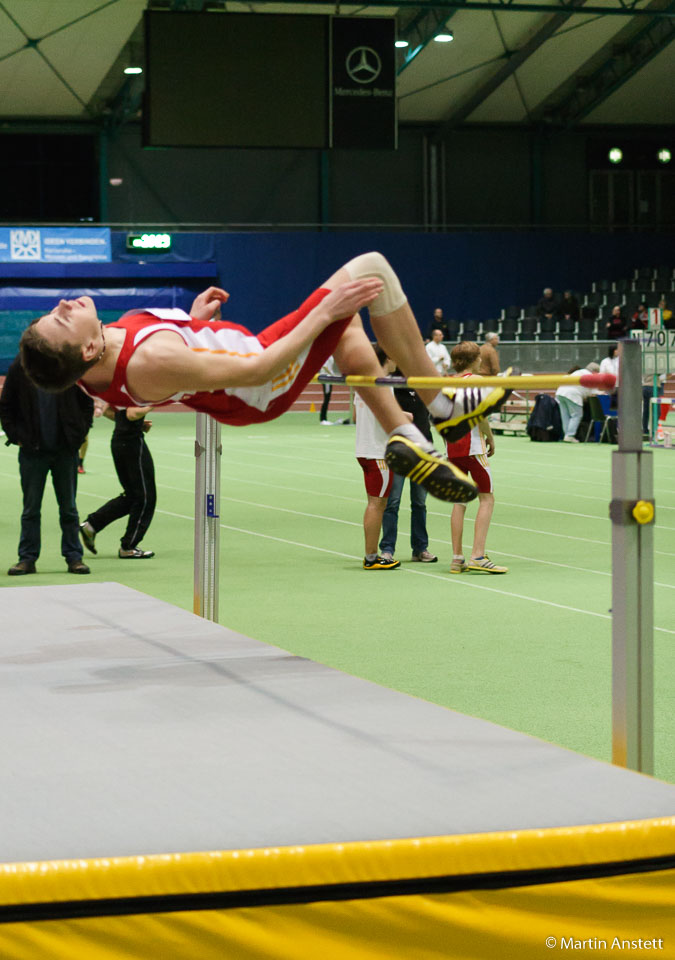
[19, 252, 511, 504]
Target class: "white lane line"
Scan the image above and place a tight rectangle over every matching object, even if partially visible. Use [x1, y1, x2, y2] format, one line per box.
[207, 521, 675, 635]
[123, 481, 675, 588]
[143, 441, 675, 511]
[71, 469, 675, 559]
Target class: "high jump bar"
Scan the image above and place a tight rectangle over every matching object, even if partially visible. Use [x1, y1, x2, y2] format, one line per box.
[314, 373, 616, 391]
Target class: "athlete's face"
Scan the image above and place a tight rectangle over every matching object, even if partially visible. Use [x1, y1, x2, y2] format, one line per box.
[34, 297, 100, 353]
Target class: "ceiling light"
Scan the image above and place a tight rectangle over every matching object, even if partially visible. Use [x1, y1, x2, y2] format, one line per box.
[657, 148, 672, 164]
[433, 32, 454, 42]
[395, 40, 409, 48]
[608, 147, 623, 164]
[124, 67, 143, 75]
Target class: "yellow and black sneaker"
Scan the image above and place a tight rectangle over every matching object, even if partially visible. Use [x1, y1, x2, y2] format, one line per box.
[363, 555, 401, 570]
[385, 435, 478, 503]
[466, 555, 508, 574]
[433, 370, 513, 444]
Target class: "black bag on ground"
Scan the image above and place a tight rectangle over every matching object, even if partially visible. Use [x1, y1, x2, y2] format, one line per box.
[527, 394, 563, 442]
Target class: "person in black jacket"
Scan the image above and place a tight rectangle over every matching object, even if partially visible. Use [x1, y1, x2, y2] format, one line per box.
[79, 404, 156, 560]
[0, 355, 93, 575]
[378, 363, 438, 563]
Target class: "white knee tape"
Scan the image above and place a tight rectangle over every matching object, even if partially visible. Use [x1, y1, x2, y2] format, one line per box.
[344, 251, 407, 317]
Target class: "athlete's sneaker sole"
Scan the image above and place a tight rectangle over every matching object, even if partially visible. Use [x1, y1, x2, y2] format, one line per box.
[79, 523, 97, 555]
[466, 560, 508, 574]
[385, 436, 478, 504]
[434, 371, 514, 444]
[363, 557, 401, 570]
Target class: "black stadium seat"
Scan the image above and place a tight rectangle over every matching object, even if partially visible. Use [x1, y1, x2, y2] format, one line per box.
[519, 317, 537, 338]
[576, 319, 596, 340]
[499, 318, 518, 338]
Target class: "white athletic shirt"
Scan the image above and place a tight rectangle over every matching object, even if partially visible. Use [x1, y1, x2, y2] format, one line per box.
[354, 392, 389, 459]
[555, 368, 597, 407]
[425, 340, 451, 374]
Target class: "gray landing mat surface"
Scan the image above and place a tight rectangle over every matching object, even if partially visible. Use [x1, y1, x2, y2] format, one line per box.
[2, 583, 674, 865]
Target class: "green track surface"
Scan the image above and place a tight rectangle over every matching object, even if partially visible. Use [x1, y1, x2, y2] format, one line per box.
[2, 412, 674, 781]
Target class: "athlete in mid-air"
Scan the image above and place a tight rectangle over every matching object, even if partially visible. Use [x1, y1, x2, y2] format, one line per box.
[19, 252, 509, 504]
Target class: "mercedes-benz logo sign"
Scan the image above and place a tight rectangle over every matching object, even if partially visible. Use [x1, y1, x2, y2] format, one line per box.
[345, 46, 382, 85]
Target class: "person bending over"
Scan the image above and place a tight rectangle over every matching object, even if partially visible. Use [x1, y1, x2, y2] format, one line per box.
[445, 341, 507, 575]
[19, 253, 510, 505]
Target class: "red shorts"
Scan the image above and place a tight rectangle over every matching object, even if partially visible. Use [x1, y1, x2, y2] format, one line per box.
[448, 454, 493, 493]
[183, 287, 351, 426]
[357, 457, 393, 498]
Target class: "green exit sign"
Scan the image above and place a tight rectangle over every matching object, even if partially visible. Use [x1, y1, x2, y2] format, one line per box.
[126, 233, 172, 251]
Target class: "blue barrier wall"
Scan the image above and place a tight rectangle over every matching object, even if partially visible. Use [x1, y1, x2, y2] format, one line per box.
[0, 230, 671, 369]
[206, 231, 673, 333]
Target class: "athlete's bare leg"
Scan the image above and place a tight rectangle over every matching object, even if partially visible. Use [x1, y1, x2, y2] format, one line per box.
[323, 254, 506, 504]
[323, 264, 441, 408]
[331, 314, 412, 433]
[363, 494, 388, 556]
[470, 492, 494, 559]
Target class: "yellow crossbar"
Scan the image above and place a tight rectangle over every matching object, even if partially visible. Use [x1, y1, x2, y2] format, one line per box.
[313, 374, 615, 390]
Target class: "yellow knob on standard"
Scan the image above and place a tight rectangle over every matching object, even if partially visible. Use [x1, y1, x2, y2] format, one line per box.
[632, 500, 654, 525]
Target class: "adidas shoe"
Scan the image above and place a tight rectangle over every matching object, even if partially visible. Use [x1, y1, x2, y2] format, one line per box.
[119, 548, 155, 559]
[433, 369, 513, 444]
[79, 521, 97, 555]
[363, 555, 401, 570]
[385, 436, 478, 504]
[450, 556, 468, 574]
[411, 550, 438, 563]
[467, 555, 508, 574]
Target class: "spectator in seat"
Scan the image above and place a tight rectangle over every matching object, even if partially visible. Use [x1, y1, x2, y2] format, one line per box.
[536, 287, 559, 321]
[560, 290, 580, 323]
[479, 332, 500, 376]
[631, 303, 649, 330]
[658, 298, 674, 329]
[605, 305, 627, 340]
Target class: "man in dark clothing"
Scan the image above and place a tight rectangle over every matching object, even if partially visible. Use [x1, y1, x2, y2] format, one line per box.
[536, 288, 559, 320]
[379, 369, 438, 563]
[0, 356, 93, 575]
[605, 305, 627, 340]
[425, 307, 449, 342]
[560, 291, 580, 323]
[79, 405, 156, 559]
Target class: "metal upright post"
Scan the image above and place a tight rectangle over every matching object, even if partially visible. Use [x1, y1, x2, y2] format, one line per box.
[194, 413, 221, 622]
[610, 339, 654, 773]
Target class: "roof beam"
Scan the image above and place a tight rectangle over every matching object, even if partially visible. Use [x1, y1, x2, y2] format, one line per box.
[396, 6, 455, 74]
[149, 0, 675, 14]
[433, 1, 588, 134]
[532, 0, 675, 125]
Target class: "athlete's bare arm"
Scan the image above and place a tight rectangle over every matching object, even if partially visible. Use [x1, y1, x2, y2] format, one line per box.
[125, 278, 383, 403]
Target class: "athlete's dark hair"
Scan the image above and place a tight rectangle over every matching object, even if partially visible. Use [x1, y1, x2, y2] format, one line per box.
[450, 340, 480, 373]
[19, 317, 97, 393]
